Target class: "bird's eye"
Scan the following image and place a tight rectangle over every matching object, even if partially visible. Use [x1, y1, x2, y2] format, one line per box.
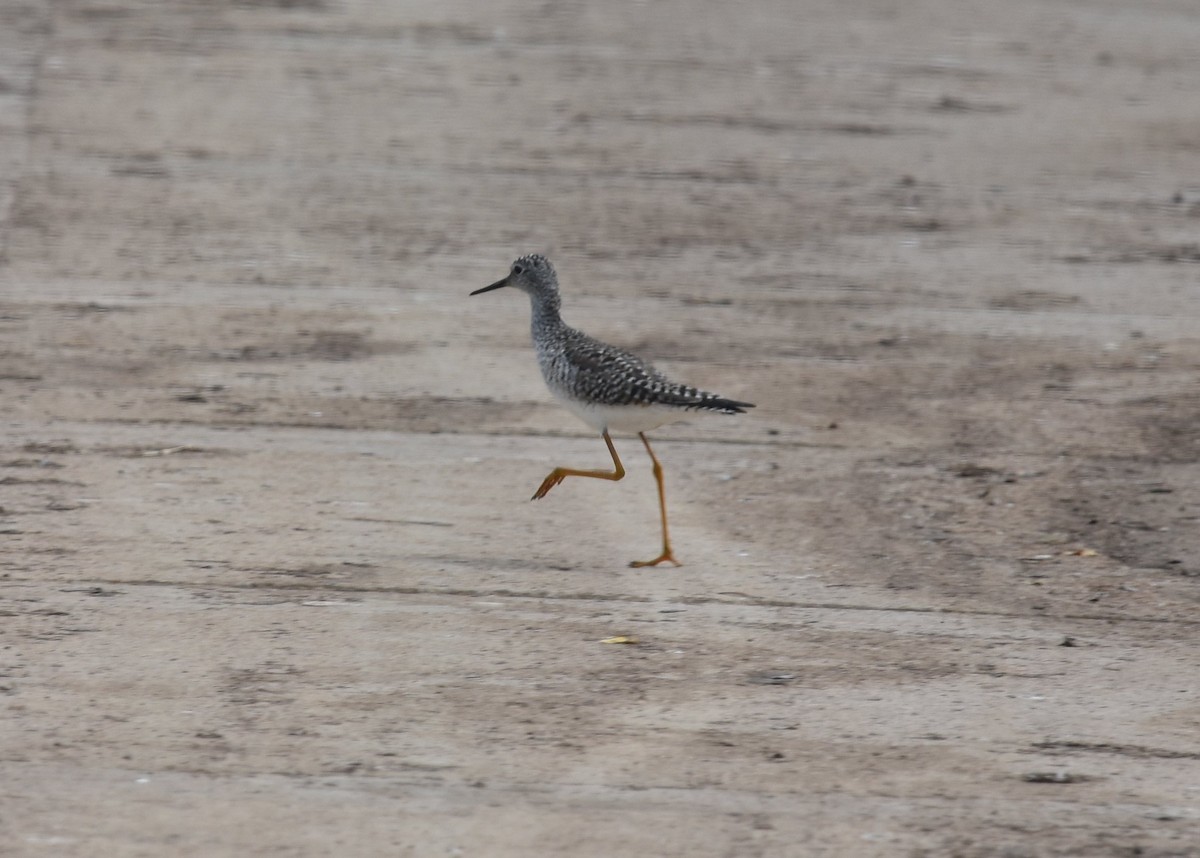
[512, 265, 524, 275]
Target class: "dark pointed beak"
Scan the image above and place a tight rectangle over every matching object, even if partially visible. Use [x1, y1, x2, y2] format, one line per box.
[470, 277, 509, 296]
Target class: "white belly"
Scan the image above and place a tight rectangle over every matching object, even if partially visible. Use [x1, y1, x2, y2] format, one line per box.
[553, 393, 685, 434]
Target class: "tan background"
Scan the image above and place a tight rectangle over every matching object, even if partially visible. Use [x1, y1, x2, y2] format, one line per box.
[2, 1, 1199, 855]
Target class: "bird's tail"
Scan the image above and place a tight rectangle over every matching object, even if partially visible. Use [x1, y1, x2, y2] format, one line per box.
[688, 393, 755, 415]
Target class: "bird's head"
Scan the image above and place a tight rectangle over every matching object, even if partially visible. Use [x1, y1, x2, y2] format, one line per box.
[471, 254, 559, 301]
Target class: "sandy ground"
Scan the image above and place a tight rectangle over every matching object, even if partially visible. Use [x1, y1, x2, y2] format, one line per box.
[2, 1, 1200, 855]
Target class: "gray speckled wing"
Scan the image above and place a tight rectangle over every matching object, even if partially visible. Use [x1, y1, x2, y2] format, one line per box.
[555, 328, 752, 415]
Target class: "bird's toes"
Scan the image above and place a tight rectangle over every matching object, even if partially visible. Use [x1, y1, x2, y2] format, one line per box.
[629, 553, 681, 568]
[531, 474, 564, 500]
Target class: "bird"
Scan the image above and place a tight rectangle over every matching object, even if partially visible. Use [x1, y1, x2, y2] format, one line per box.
[469, 254, 753, 567]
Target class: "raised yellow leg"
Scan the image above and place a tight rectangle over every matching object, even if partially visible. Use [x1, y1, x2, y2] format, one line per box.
[531, 430, 625, 500]
[629, 432, 681, 568]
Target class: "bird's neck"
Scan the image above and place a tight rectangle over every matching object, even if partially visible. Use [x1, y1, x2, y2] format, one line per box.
[529, 289, 564, 332]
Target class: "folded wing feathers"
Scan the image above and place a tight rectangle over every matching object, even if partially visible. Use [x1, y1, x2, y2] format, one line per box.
[564, 332, 754, 413]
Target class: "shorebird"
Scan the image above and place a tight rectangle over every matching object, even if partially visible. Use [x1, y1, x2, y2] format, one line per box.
[470, 254, 754, 567]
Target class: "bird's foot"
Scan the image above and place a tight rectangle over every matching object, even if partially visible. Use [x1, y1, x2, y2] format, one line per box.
[629, 550, 681, 569]
[531, 470, 567, 500]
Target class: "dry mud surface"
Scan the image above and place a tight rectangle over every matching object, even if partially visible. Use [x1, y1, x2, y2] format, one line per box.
[2, 1, 1200, 856]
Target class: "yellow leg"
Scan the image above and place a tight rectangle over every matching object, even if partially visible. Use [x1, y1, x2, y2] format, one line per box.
[629, 432, 681, 568]
[532, 430, 625, 500]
